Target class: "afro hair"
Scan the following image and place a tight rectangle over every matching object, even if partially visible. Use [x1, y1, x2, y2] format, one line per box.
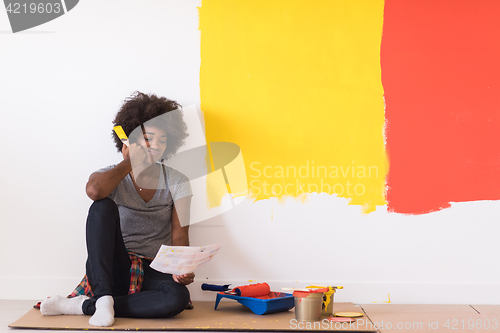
[112, 91, 189, 160]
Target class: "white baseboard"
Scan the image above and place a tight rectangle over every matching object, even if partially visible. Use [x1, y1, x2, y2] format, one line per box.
[2, 277, 498, 304]
[189, 280, 500, 305]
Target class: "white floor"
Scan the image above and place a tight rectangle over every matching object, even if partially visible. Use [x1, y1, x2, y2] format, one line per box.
[1, 300, 196, 333]
[2, 300, 79, 333]
[1, 300, 38, 333]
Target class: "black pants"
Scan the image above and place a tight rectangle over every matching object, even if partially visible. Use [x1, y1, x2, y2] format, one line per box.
[82, 198, 190, 318]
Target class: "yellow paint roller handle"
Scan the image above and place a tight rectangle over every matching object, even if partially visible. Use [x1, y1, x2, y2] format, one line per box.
[306, 285, 343, 291]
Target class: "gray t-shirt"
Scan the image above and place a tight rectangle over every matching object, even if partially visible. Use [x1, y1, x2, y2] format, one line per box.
[96, 164, 192, 258]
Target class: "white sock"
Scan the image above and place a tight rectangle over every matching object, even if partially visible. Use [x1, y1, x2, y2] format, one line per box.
[40, 295, 88, 316]
[89, 295, 114, 327]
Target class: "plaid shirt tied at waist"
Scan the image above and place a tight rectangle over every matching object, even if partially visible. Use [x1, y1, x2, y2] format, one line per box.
[68, 252, 151, 298]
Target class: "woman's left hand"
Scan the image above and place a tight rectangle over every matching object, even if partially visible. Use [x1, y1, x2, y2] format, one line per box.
[173, 272, 195, 285]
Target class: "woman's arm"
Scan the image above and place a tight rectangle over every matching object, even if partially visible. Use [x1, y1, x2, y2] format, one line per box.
[85, 160, 131, 201]
[85, 143, 146, 201]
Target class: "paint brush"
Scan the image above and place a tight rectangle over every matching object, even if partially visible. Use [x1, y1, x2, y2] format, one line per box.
[113, 126, 129, 147]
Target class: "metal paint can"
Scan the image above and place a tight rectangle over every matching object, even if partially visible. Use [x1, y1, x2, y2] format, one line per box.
[293, 291, 323, 321]
[306, 285, 343, 316]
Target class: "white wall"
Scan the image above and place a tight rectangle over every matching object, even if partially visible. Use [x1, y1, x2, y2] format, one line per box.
[0, 0, 499, 304]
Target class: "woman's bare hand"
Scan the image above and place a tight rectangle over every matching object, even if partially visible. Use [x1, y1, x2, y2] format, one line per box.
[173, 272, 195, 285]
[122, 143, 148, 168]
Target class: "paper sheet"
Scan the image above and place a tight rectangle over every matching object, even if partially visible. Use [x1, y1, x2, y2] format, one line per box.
[149, 243, 222, 275]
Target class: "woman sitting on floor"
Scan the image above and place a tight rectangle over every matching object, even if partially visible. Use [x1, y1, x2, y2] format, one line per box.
[40, 92, 195, 327]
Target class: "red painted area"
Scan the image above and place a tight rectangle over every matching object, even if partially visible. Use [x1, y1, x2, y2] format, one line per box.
[383, 0, 500, 214]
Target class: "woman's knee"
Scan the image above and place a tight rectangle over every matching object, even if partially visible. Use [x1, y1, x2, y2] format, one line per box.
[89, 198, 118, 215]
[86, 198, 120, 237]
[87, 198, 119, 225]
[158, 282, 190, 317]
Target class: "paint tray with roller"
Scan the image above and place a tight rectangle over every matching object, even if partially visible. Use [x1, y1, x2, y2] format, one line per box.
[205, 283, 294, 315]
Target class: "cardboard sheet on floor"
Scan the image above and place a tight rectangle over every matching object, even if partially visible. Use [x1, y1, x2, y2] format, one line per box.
[360, 304, 492, 333]
[471, 304, 500, 329]
[471, 304, 500, 315]
[9, 301, 375, 331]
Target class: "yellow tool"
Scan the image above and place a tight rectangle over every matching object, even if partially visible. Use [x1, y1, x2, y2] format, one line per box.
[113, 126, 129, 147]
[307, 285, 343, 314]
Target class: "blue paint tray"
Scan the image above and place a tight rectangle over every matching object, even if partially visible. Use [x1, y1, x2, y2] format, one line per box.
[214, 291, 295, 315]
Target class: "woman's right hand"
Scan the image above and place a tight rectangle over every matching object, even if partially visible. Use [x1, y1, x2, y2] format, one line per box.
[122, 143, 148, 169]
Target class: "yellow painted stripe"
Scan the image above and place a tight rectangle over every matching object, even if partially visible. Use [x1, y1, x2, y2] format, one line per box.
[200, 0, 387, 212]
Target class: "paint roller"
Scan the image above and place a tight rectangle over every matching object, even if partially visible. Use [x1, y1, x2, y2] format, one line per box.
[202, 282, 271, 297]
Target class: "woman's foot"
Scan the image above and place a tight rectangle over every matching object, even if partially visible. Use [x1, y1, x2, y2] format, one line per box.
[89, 295, 114, 327]
[40, 295, 88, 316]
